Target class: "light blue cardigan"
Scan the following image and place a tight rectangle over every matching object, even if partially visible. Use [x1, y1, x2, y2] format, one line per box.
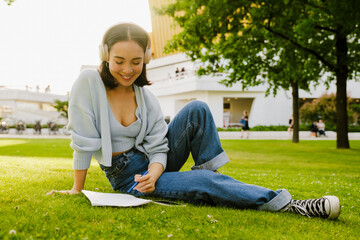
[67, 69, 169, 170]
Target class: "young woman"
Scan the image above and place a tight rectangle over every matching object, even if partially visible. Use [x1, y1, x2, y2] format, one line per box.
[288, 114, 294, 137]
[240, 111, 250, 139]
[48, 22, 340, 220]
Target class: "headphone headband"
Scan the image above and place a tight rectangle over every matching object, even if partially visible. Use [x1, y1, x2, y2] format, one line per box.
[99, 22, 152, 64]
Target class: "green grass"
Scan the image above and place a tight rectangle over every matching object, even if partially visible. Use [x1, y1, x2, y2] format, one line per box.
[1, 139, 359, 239]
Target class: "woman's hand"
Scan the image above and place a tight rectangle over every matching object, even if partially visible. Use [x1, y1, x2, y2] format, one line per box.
[47, 169, 88, 196]
[46, 188, 81, 195]
[133, 162, 164, 194]
[133, 174, 157, 193]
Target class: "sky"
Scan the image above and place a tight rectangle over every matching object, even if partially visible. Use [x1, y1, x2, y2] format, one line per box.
[0, 0, 152, 95]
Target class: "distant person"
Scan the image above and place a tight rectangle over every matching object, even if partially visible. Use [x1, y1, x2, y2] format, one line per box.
[47, 22, 340, 220]
[0, 121, 9, 133]
[288, 114, 294, 137]
[34, 120, 42, 134]
[240, 111, 250, 139]
[45, 85, 51, 93]
[317, 119, 326, 136]
[310, 120, 318, 137]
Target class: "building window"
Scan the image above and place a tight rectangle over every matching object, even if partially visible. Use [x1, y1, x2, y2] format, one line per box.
[224, 103, 230, 110]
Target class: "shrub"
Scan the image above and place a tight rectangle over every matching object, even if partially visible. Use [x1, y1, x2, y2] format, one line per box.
[300, 93, 359, 126]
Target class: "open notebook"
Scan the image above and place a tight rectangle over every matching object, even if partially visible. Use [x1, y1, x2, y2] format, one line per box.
[82, 190, 185, 207]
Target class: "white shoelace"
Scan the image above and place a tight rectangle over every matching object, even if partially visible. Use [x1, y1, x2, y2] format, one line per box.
[282, 198, 328, 218]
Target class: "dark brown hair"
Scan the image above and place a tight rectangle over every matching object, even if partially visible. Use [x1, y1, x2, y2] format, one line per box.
[99, 23, 151, 89]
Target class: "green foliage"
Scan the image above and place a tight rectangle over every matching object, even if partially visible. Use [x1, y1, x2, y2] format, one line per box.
[0, 139, 360, 239]
[217, 125, 289, 132]
[299, 101, 320, 125]
[53, 100, 69, 119]
[220, 124, 360, 132]
[300, 93, 359, 126]
[349, 103, 360, 125]
[349, 125, 360, 132]
[250, 125, 288, 131]
[4, 0, 15, 5]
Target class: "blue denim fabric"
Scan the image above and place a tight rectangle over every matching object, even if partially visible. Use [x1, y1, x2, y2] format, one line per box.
[165, 100, 230, 172]
[99, 149, 149, 192]
[101, 100, 291, 211]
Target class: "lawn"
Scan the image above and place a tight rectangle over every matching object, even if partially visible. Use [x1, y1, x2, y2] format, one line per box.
[0, 139, 359, 239]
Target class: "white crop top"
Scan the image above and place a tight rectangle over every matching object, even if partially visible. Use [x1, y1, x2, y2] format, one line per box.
[108, 103, 141, 153]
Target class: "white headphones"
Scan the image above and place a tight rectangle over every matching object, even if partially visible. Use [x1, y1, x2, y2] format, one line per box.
[99, 22, 152, 64]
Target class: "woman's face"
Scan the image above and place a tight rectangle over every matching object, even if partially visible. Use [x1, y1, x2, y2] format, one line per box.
[108, 40, 144, 88]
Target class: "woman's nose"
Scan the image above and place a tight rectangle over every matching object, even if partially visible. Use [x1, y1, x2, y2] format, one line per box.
[122, 64, 134, 74]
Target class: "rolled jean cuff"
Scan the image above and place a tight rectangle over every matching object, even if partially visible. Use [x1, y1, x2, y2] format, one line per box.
[191, 151, 230, 171]
[257, 189, 292, 212]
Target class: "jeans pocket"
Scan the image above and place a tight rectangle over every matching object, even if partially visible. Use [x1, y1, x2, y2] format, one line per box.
[101, 150, 149, 191]
[104, 160, 128, 178]
[100, 157, 130, 190]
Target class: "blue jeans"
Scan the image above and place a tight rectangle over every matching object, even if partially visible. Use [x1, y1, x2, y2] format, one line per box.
[100, 101, 291, 211]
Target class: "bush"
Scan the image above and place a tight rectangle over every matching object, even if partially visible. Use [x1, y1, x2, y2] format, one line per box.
[217, 127, 242, 131]
[250, 125, 288, 131]
[300, 93, 359, 126]
[218, 125, 289, 131]
[300, 93, 337, 125]
[218, 125, 360, 132]
[349, 125, 360, 132]
[349, 103, 360, 125]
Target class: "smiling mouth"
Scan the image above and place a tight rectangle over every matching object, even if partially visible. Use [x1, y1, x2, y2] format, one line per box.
[120, 75, 133, 80]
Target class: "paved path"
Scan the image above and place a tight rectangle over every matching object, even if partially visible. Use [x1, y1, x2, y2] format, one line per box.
[218, 131, 360, 140]
[1, 129, 360, 140]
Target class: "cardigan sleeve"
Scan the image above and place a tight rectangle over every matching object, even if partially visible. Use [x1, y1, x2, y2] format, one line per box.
[67, 70, 102, 170]
[141, 89, 169, 169]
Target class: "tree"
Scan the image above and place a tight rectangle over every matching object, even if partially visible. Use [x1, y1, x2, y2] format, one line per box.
[265, 44, 322, 143]
[161, 0, 360, 148]
[53, 100, 68, 119]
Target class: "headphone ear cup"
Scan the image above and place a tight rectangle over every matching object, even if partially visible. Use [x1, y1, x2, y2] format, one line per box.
[99, 44, 109, 61]
[144, 47, 152, 64]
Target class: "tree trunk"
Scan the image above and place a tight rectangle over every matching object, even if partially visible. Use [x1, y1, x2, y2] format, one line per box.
[335, 29, 350, 149]
[291, 81, 299, 143]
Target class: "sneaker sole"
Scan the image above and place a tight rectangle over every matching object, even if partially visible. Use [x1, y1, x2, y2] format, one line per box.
[324, 195, 341, 220]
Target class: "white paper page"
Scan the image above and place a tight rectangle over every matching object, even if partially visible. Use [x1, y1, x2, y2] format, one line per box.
[82, 190, 152, 207]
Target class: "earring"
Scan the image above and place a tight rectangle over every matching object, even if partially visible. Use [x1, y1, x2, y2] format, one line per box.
[105, 62, 109, 68]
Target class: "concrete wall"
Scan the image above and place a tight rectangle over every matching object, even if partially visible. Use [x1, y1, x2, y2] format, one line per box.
[250, 90, 293, 126]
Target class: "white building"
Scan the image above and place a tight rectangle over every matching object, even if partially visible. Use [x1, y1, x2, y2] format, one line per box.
[0, 87, 68, 126]
[146, 53, 360, 128]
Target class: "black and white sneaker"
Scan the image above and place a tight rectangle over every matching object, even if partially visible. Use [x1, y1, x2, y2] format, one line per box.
[281, 196, 340, 220]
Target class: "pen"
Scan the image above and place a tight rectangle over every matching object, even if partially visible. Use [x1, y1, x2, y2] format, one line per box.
[127, 170, 149, 193]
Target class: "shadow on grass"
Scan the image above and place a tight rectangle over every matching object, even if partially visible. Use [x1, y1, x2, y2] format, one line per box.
[0, 139, 72, 158]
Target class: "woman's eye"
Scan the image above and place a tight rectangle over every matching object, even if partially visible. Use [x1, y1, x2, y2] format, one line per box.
[115, 62, 123, 65]
[133, 62, 141, 65]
